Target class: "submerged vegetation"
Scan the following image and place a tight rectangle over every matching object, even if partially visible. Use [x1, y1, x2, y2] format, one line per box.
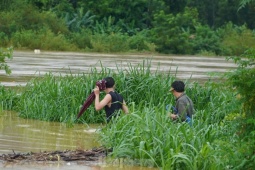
[1, 50, 255, 169]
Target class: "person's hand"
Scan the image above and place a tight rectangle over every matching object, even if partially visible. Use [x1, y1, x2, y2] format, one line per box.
[93, 86, 100, 95]
[170, 113, 177, 120]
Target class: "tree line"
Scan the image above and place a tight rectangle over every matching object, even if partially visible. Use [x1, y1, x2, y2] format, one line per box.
[0, 0, 254, 55]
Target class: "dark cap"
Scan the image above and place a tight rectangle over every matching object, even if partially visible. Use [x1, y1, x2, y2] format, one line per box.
[170, 81, 185, 92]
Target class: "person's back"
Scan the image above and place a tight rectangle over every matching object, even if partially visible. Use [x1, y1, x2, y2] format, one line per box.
[105, 91, 124, 122]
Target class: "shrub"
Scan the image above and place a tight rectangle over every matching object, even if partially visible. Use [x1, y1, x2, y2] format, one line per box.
[0, 46, 13, 74]
[0, 32, 10, 47]
[219, 23, 255, 56]
[225, 48, 255, 136]
[69, 29, 93, 50]
[11, 28, 77, 51]
[191, 24, 222, 55]
[90, 33, 130, 52]
[127, 30, 152, 51]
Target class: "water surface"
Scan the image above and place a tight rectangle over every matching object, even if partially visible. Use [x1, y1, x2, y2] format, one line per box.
[0, 51, 237, 87]
[0, 111, 100, 154]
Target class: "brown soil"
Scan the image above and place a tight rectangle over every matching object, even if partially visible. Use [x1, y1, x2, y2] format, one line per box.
[0, 147, 109, 163]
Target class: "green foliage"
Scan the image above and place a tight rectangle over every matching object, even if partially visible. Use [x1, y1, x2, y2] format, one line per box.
[128, 30, 155, 52]
[123, 60, 174, 106]
[89, 33, 129, 53]
[99, 102, 238, 169]
[87, 32, 154, 53]
[11, 28, 77, 51]
[0, 32, 10, 47]
[219, 23, 255, 56]
[15, 60, 174, 124]
[0, 85, 18, 110]
[239, 0, 255, 9]
[0, 0, 16, 11]
[17, 72, 106, 123]
[226, 48, 255, 136]
[151, 8, 199, 54]
[78, 0, 164, 29]
[93, 16, 122, 34]
[0, 47, 13, 74]
[64, 8, 96, 32]
[1, 0, 255, 54]
[187, 0, 252, 29]
[69, 29, 93, 50]
[97, 79, 250, 169]
[0, 4, 69, 37]
[191, 24, 221, 55]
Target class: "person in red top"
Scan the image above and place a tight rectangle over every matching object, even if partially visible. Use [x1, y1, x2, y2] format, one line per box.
[93, 77, 129, 122]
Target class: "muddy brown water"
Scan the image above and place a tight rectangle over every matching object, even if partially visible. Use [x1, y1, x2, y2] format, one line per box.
[0, 51, 237, 87]
[0, 51, 237, 169]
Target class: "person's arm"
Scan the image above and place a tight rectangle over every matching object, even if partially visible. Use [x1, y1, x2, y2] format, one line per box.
[94, 86, 111, 111]
[168, 105, 178, 120]
[122, 100, 129, 114]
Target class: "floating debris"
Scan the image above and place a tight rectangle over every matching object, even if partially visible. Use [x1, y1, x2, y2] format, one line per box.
[0, 147, 109, 163]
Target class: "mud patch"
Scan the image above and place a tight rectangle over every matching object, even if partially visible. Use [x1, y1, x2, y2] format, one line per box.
[0, 147, 108, 163]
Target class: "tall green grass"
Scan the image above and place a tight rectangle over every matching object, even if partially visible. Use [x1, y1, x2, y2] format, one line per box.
[97, 75, 248, 169]
[16, 59, 175, 124]
[0, 85, 19, 110]
[17, 71, 106, 124]
[99, 105, 230, 169]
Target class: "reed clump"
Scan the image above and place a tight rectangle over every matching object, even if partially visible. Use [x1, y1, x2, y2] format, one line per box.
[0, 85, 19, 111]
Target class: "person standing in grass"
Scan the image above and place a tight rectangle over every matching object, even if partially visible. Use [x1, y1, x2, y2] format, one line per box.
[93, 77, 129, 123]
[168, 80, 194, 125]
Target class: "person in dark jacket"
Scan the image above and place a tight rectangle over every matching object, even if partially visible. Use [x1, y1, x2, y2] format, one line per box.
[168, 80, 194, 125]
[93, 77, 128, 122]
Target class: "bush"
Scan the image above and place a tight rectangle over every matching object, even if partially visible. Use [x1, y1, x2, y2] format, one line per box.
[225, 48, 255, 136]
[0, 31, 10, 47]
[219, 23, 255, 56]
[0, 4, 69, 37]
[11, 28, 77, 51]
[0, 46, 13, 74]
[128, 30, 155, 52]
[69, 29, 93, 50]
[90, 33, 130, 52]
[151, 8, 199, 54]
[191, 24, 222, 55]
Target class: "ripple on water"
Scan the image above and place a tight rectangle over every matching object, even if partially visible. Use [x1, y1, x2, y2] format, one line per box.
[16, 124, 30, 128]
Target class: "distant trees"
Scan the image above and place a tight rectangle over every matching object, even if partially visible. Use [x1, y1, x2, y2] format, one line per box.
[0, 0, 254, 55]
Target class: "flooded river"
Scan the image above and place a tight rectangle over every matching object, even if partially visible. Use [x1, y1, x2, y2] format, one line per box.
[0, 51, 237, 87]
[0, 51, 237, 169]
